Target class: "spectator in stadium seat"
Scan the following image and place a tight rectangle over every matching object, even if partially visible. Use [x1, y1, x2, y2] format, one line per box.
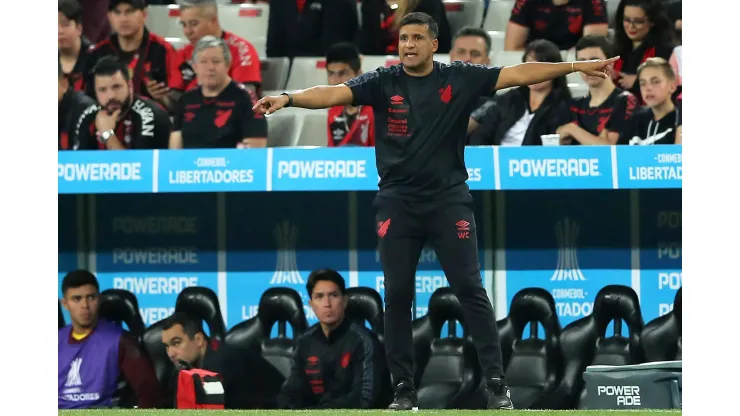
[504, 0, 609, 51]
[277, 269, 387, 409]
[176, 0, 262, 98]
[170, 36, 267, 149]
[85, 0, 186, 111]
[359, 0, 451, 55]
[266, 0, 359, 58]
[59, 270, 163, 409]
[59, 0, 94, 92]
[74, 56, 171, 150]
[450, 27, 493, 109]
[325, 43, 375, 147]
[467, 39, 571, 146]
[618, 57, 680, 145]
[557, 36, 637, 145]
[613, 0, 676, 104]
[60, 59, 96, 150]
[161, 312, 284, 409]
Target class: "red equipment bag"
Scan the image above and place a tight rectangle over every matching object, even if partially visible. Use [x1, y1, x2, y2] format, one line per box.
[175, 368, 225, 409]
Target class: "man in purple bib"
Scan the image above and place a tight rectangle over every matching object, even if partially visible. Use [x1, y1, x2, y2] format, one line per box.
[58, 270, 163, 409]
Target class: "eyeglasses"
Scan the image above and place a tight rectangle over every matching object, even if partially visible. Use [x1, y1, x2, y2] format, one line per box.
[623, 17, 648, 27]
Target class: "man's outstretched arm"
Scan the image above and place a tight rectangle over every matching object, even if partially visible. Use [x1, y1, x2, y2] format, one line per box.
[253, 85, 354, 114]
[495, 57, 619, 90]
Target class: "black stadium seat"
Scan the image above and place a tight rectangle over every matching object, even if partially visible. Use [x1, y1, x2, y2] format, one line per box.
[225, 287, 308, 379]
[555, 285, 645, 409]
[496, 288, 563, 409]
[97, 289, 147, 408]
[642, 287, 682, 362]
[174, 287, 227, 343]
[412, 287, 486, 409]
[141, 319, 175, 395]
[345, 287, 385, 342]
[98, 289, 146, 338]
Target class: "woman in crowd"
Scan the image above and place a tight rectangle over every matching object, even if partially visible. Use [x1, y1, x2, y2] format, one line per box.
[467, 39, 571, 146]
[613, 0, 676, 104]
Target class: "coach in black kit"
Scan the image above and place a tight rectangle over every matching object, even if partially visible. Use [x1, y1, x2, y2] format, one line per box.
[254, 12, 617, 411]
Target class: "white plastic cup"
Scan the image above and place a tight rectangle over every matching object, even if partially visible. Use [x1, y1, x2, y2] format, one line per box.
[541, 134, 561, 146]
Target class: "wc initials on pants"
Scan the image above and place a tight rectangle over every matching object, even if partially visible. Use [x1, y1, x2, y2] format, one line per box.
[456, 220, 470, 239]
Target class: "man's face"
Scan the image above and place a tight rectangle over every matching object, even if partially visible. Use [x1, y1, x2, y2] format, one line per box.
[194, 46, 230, 88]
[161, 323, 205, 366]
[450, 35, 490, 65]
[109, 3, 146, 38]
[94, 71, 131, 114]
[398, 24, 438, 70]
[577, 46, 609, 87]
[639, 67, 676, 108]
[309, 280, 346, 327]
[58, 12, 82, 50]
[179, 8, 217, 45]
[326, 62, 359, 86]
[61, 285, 99, 329]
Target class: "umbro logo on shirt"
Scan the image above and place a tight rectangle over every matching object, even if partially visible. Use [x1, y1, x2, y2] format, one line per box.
[390, 95, 404, 104]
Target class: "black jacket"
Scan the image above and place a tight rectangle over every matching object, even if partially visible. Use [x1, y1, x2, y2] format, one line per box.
[266, 0, 359, 58]
[277, 319, 390, 409]
[59, 89, 96, 150]
[468, 86, 571, 146]
[169, 340, 285, 409]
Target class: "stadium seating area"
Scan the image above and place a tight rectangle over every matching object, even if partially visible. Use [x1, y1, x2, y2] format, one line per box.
[63, 283, 681, 410]
[141, 0, 610, 146]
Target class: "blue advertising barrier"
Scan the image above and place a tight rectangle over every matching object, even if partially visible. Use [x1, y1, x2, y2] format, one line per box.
[56, 146, 681, 333]
[58, 145, 681, 194]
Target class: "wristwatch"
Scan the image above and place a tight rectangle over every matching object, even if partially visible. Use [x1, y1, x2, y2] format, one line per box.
[280, 92, 293, 107]
[98, 129, 115, 145]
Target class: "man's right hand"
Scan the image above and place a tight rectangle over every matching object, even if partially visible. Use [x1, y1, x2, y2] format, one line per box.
[253, 94, 290, 115]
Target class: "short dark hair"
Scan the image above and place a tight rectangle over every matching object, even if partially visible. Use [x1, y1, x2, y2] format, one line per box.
[162, 312, 206, 340]
[92, 55, 131, 81]
[452, 27, 492, 55]
[59, 0, 83, 24]
[398, 12, 439, 40]
[575, 35, 616, 59]
[306, 269, 346, 297]
[109, 0, 147, 12]
[61, 270, 99, 295]
[326, 42, 362, 73]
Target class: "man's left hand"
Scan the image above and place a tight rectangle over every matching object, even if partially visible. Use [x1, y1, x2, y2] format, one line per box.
[576, 57, 620, 79]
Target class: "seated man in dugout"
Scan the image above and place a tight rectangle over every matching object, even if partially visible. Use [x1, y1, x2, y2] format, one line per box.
[160, 312, 285, 408]
[58, 270, 163, 409]
[278, 269, 390, 409]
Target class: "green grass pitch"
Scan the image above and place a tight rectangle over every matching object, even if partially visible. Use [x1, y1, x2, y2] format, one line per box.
[58, 409, 682, 416]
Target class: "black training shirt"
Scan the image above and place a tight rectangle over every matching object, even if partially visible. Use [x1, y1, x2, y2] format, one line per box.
[569, 88, 637, 144]
[173, 81, 267, 148]
[277, 319, 386, 409]
[345, 61, 501, 201]
[618, 104, 681, 146]
[509, 0, 608, 50]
